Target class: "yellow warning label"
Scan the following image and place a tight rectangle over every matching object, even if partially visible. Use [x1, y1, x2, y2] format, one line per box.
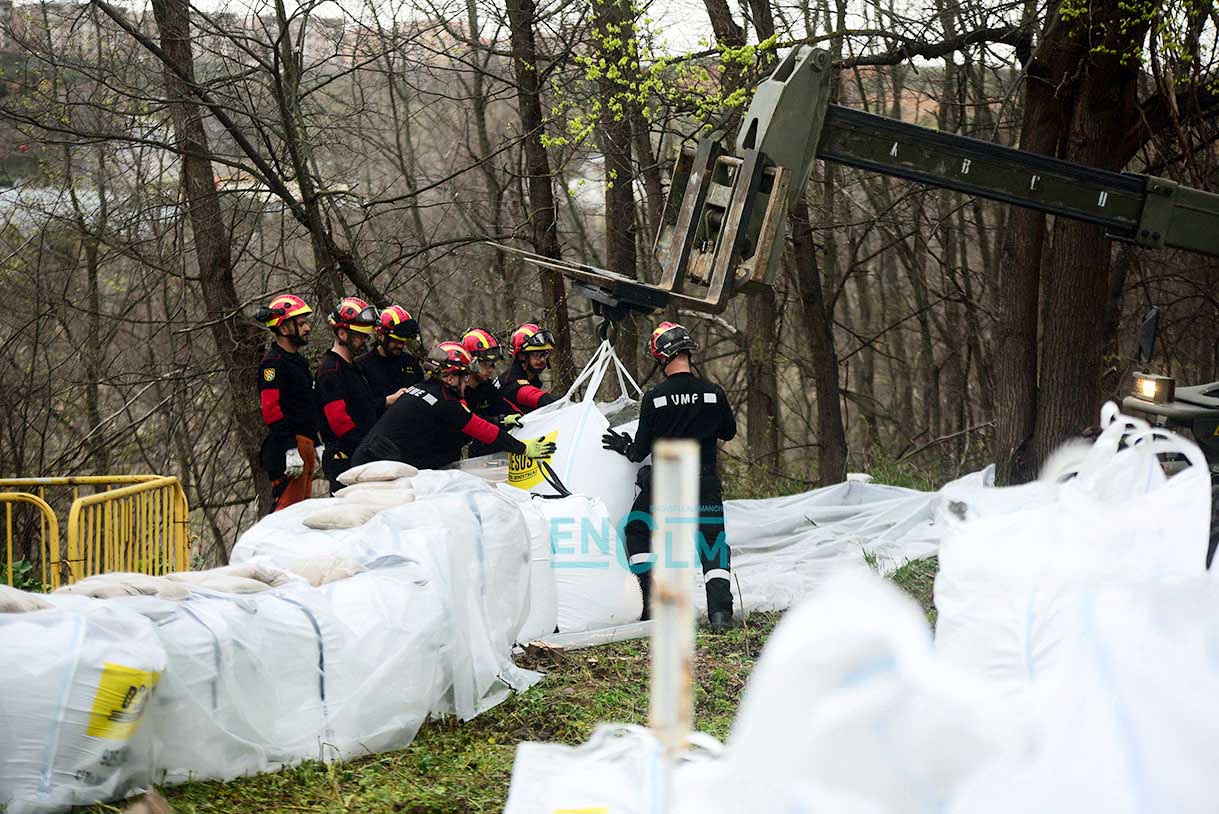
[86, 662, 161, 741]
[507, 430, 558, 490]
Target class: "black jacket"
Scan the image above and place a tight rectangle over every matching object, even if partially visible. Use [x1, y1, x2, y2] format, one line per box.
[316, 350, 379, 456]
[465, 378, 513, 421]
[355, 349, 425, 414]
[625, 372, 736, 475]
[257, 344, 318, 470]
[353, 378, 526, 471]
[496, 359, 558, 413]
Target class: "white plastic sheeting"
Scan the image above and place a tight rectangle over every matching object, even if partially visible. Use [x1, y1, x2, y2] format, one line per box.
[0, 597, 166, 814]
[128, 559, 446, 783]
[233, 470, 541, 720]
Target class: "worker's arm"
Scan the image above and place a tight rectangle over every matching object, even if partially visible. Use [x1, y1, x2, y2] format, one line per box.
[447, 400, 526, 455]
[716, 385, 737, 442]
[624, 398, 655, 463]
[259, 357, 300, 454]
[513, 382, 558, 410]
[317, 370, 360, 442]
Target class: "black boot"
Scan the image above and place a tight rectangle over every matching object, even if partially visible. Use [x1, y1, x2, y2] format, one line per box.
[637, 572, 651, 621]
[708, 609, 733, 633]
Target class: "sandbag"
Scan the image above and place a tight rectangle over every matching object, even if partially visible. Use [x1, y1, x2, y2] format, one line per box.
[0, 599, 166, 814]
[337, 460, 419, 485]
[0, 584, 51, 613]
[338, 488, 415, 509]
[508, 341, 644, 526]
[284, 557, 366, 587]
[56, 573, 191, 601]
[333, 478, 416, 497]
[164, 572, 272, 594]
[303, 502, 378, 530]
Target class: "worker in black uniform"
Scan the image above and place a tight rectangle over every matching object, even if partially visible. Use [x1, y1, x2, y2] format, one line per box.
[254, 293, 319, 513]
[462, 328, 522, 456]
[497, 322, 560, 413]
[602, 321, 737, 632]
[316, 296, 380, 493]
[351, 341, 556, 471]
[356, 304, 425, 414]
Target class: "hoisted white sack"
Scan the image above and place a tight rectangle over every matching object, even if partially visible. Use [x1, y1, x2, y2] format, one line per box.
[703, 570, 1025, 814]
[504, 724, 724, 814]
[934, 405, 1213, 695]
[0, 598, 166, 814]
[508, 341, 644, 527]
[948, 579, 1219, 814]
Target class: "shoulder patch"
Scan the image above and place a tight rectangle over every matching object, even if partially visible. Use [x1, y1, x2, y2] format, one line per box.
[653, 395, 667, 408]
[517, 379, 529, 385]
[262, 367, 276, 382]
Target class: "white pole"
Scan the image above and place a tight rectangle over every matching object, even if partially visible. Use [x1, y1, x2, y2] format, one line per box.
[648, 439, 699, 812]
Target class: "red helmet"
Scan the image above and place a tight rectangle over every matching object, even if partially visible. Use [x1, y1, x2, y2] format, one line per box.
[257, 294, 312, 329]
[328, 296, 379, 334]
[649, 321, 697, 361]
[425, 341, 473, 375]
[378, 305, 419, 341]
[509, 323, 556, 357]
[462, 328, 503, 362]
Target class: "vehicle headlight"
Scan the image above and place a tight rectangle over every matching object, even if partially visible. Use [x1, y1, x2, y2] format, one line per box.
[1131, 372, 1175, 404]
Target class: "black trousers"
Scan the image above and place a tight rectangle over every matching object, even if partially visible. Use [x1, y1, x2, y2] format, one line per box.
[624, 471, 733, 617]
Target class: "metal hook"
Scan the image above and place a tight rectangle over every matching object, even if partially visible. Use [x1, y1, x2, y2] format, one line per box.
[597, 318, 616, 343]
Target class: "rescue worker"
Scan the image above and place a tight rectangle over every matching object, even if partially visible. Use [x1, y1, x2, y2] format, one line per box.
[356, 305, 425, 413]
[351, 342, 555, 470]
[497, 322, 559, 413]
[462, 328, 520, 426]
[254, 294, 319, 513]
[601, 322, 737, 632]
[316, 296, 380, 493]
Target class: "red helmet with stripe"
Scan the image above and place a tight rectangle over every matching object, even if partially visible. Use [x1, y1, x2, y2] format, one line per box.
[378, 305, 419, 341]
[462, 328, 503, 362]
[328, 296, 379, 334]
[649, 321, 697, 361]
[425, 341, 473, 375]
[509, 323, 556, 357]
[257, 294, 312, 329]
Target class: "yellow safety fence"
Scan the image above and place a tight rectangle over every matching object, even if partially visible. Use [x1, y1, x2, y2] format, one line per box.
[0, 476, 190, 590]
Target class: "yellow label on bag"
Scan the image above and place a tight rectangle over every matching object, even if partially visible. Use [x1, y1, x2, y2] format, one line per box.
[86, 663, 161, 741]
[507, 430, 559, 490]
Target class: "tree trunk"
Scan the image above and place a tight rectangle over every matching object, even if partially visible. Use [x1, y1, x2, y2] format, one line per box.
[990, 10, 1080, 483]
[592, 0, 641, 382]
[151, 0, 268, 515]
[789, 197, 847, 484]
[504, 0, 574, 388]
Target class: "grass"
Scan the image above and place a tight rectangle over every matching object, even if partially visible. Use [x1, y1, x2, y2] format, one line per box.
[92, 462, 945, 814]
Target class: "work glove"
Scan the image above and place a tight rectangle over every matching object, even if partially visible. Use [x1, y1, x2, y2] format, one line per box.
[524, 438, 557, 461]
[601, 428, 633, 457]
[501, 413, 524, 430]
[284, 447, 305, 478]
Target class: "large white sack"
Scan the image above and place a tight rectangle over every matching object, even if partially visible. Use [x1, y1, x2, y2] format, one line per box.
[949, 579, 1219, 814]
[708, 570, 1024, 814]
[504, 724, 723, 814]
[496, 486, 559, 643]
[934, 405, 1212, 693]
[508, 341, 644, 526]
[0, 598, 166, 814]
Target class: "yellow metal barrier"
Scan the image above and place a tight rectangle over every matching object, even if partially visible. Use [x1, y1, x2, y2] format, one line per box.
[0, 476, 190, 589]
[0, 491, 60, 589]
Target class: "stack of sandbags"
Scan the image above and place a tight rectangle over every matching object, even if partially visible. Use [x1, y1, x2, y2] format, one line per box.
[0, 593, 166, 814]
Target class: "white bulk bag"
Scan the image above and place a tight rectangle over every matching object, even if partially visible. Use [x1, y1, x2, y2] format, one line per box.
[718, 571, 1023, 814]
[496, 486, 559, 643]
[535, 494, 642, 632]
[508, 341, 644, 526]
[0, 599, 166, 814]
[934, 405, 1213, 694]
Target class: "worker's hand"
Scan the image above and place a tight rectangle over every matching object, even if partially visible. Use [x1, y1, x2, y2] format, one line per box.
[601, 429, 632, 457]
[386, 387, 408, 407]
[501, 413, 524, 430]
[524, 438, 556, 460]
[284, 448, 305, 478]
